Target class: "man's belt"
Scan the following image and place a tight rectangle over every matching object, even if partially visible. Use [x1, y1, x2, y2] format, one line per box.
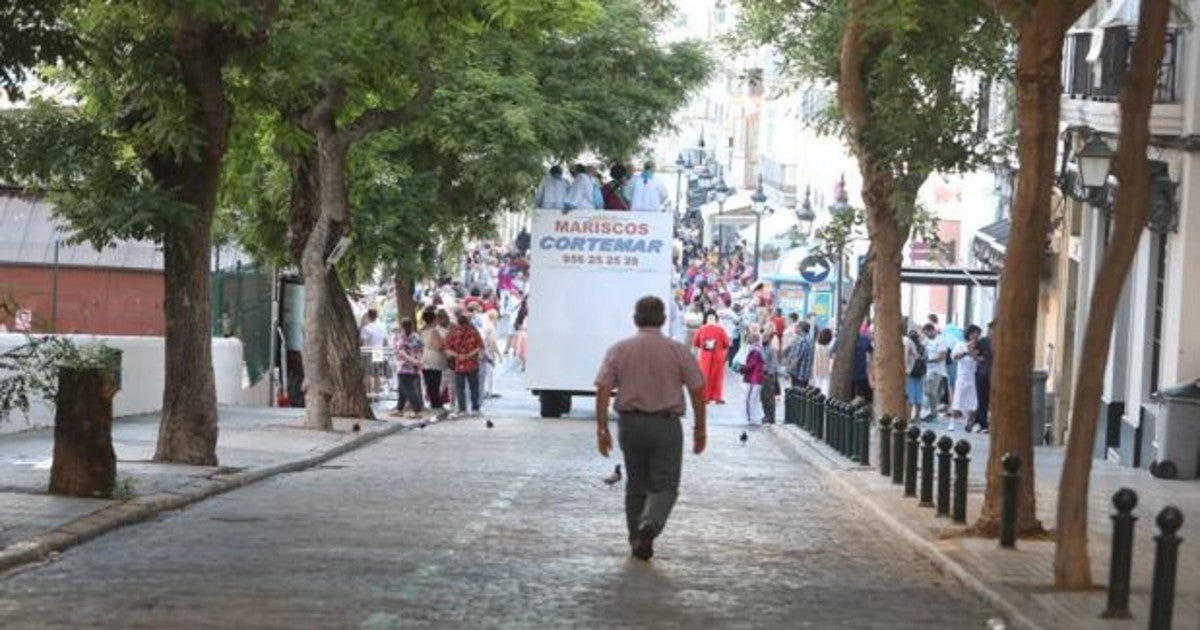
[618, 410, 678, 419]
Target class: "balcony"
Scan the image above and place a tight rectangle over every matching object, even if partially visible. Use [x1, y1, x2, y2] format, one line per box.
[1060, 27, 1184, 136]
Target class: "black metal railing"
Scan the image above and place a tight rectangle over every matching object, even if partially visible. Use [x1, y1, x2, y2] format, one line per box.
[1062, 27, 1179, 104]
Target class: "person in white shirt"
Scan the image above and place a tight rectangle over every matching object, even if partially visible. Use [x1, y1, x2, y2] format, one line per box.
[359, 309, 388, 394]
[921, 322, 950, 425]
[623, 161, 670, 212]
[534, 165, 569, 209]
[564, 163, 599, 210]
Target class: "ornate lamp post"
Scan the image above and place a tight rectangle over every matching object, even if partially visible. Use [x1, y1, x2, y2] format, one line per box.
[796, 185, 816, 245]
[751, 175, 769, 279]
[714, 176, 730, 254]
[674, 152, 686, 213]
[828, 174, 853, 324]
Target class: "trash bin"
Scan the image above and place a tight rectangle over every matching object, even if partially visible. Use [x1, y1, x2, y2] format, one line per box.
[1149, 379, 1200, 480]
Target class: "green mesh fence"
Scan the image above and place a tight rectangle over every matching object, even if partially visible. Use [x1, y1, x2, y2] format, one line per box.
[213, 261, 273, 385]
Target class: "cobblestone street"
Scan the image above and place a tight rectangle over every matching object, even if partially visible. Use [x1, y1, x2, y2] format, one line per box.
[0, 365, 997, 628]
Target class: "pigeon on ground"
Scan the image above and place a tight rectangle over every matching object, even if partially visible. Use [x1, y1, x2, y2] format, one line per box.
[352, 423, 361, 433]
[739, 431, 748, 444]
[602, 464, 622, 485]
[486, 419, 495, 429]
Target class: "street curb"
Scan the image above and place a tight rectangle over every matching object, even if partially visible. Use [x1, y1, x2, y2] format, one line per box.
[770, 424, 1043, 630]
[0, 420, 409, 575]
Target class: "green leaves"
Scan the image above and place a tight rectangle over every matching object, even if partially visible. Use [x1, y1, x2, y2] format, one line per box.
[0, 0, 81, 101]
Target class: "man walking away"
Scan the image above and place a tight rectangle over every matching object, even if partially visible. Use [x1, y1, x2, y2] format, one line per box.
[595, 296, 706, 561]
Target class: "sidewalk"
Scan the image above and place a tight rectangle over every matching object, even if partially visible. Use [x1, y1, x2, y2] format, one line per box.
[0, 405, 411, 573]
[772, 421, 1199, 629]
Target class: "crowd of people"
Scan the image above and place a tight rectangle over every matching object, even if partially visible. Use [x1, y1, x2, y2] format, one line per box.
[670, 244, 994, 433]
[356, 242, 531, 420]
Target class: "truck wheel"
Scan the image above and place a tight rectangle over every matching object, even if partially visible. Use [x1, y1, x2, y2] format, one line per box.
[540, 392, 564, 418]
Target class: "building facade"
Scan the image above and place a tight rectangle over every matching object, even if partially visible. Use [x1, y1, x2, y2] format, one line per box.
[1057, 0, 1199, 471]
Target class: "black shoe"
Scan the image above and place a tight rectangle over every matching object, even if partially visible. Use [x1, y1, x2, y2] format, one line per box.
[631, 524, 655, 561]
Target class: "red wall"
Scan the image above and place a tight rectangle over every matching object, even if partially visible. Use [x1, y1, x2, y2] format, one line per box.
[0, 265, 165, 335]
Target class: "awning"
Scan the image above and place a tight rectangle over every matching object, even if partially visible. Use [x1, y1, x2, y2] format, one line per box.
[971, 218, 1010, 271]
[901, 267, 999, 287]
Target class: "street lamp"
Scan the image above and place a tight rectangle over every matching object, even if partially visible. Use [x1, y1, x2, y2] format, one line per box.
[714, 176, 730, 254]
[1075, 135, 1114, 192]
[674, 152, 686, 213]
[796, 185, 816, 243]
[751, 175, 768, 279]
[828, 174, 852, 324]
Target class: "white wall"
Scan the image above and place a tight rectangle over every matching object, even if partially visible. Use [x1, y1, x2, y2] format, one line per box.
[0, 334, 256, 433]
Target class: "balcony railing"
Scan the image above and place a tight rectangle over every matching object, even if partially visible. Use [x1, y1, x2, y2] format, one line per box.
[1062, 27, 1179, 103]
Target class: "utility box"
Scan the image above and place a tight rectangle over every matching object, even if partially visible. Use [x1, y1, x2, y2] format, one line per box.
[1149, 379, 1200, 480]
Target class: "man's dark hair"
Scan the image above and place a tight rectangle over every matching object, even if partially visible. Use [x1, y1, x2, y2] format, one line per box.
[817, 328, 833, 345]
[421, 310, 436, 325]
[610, 163, 628, 180]
[456, 313, 471, 327]
[922, 322, 936, 333]
[799, 321, 811, 334]
[549, 165, 562, 177]
[633, 296, 667, 327]
[367, 309, 378, 321]
[788, 312, 799, 322]
[401, 319, 414, 335]
[966, 324, 982, 338]
[928, 313, 939, 324]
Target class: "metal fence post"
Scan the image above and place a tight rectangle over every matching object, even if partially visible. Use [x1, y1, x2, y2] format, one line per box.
[919, 430, 936, 507]
[1000, 452, 1020, 548]
[878, 415, 893, 477]
[1101, 488, 1138, 619]
[936, 436, 953, 517]
[1148, 507, 1184, 630]
[891, 418, 907, 485]
[952, 440, 971, 524]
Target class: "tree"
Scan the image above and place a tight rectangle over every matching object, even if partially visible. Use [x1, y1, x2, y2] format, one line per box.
[741, 0, 1009, 422]
[222, 0, 708, 429]
[977, 0, 1094, 536]
[1054, 0, 1172, 589]
[0, 0, 79, 101]
[0, 2, 275, 465]
[223, 0, 603, 430]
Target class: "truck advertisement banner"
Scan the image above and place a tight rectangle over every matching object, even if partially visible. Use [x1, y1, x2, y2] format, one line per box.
[525, 210, 673, 395]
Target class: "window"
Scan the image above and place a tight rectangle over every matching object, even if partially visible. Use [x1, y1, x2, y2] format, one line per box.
[1149, 233, 1167, 393]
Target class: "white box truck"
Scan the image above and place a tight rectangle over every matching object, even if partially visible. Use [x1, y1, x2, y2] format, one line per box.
[525, 209, 674, 417]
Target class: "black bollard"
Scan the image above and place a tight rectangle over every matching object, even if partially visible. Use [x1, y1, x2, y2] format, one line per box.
[878, 415, 894, 477]
[1100, 488, 1138, 619]
[891, 419, 907, 485]
[936, 436, 953, 517]
[952, 440, 971, 523]
[1000, 452, 1020, 548]
[815, 393, 826, 441]
[838, 403, 849, 454]
[904, 425, 920, 497]
[858, 408, 871, 467]
[848, 404, 862, 461]
[804, 388, 815, 432]
[1148, 506, 1184, 630]
[919, 430, 936, 507]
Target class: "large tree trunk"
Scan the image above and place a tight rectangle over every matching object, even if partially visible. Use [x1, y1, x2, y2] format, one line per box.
[300, 113, 352, 430]
[152, 20, 235, 465]
[977, 1, 1090, 535]
[286, 130, 373, 423]
[394, 271, 417, 325]
[326, 270, 374, 419]
[830, 253, 873, 401]
[1054, 0, 1170, 589]
[864, 183, 913, 420]
[50, 367, 118, 498]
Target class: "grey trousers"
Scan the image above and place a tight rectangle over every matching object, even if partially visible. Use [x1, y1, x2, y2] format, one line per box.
[617, 413, 683, 540]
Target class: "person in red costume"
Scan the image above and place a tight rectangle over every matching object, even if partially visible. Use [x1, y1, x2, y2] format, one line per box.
[693, 310, 730, 404]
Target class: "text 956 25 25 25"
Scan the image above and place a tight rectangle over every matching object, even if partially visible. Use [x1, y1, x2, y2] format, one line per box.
[561, 254, 639, 267]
